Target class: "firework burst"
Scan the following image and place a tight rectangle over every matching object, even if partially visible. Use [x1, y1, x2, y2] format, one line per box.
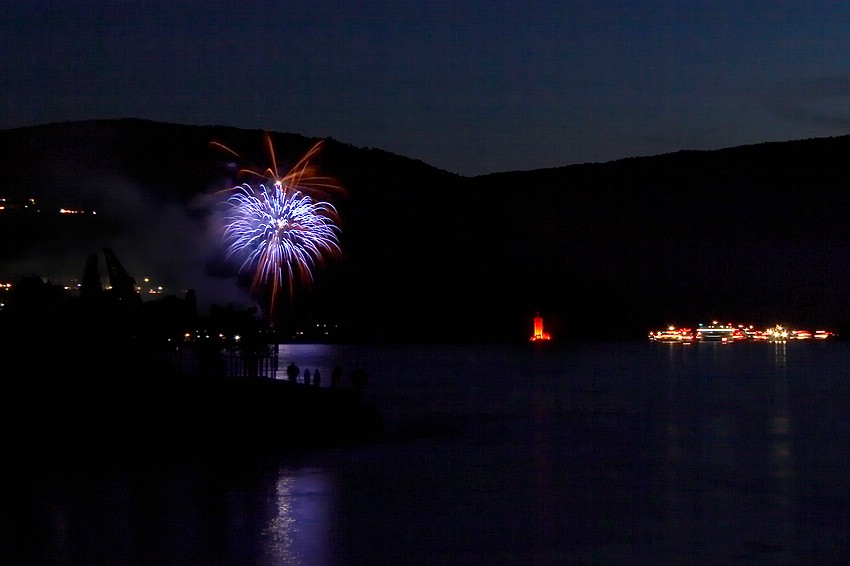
[215, 135, 343, 321]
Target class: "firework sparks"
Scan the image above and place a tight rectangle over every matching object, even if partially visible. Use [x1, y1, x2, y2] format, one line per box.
[217, 135, 342, 320]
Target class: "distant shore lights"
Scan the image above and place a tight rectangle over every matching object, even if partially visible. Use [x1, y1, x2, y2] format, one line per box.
[530, 312, 552, 341]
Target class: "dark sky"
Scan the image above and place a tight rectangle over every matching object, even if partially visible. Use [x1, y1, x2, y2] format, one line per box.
[4, 1, 850, 176]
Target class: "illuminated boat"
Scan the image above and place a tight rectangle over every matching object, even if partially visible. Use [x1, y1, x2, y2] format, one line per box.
[648, 321, 836, 342]
[791, 330, 813, 340]
[695, 321, 739, 342]
[650, 326, 695, 343]
[766, 325, 789, 342]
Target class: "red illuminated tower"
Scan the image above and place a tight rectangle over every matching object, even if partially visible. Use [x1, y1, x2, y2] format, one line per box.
[530, 312, 551, 341]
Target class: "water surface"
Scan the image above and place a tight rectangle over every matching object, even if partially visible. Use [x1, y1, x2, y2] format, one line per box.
[3, 340, 849, 565]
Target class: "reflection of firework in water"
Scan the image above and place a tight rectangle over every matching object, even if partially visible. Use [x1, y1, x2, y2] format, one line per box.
[216, 135, 342, 320]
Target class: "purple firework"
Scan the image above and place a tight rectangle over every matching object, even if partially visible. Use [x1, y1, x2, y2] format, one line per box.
[218, 138, 342, 320]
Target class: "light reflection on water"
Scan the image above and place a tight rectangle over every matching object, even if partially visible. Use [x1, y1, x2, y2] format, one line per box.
[261, 467, 334, 566]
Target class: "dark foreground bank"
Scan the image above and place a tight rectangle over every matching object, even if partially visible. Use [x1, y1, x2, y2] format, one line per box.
[4, 374, 383, 473]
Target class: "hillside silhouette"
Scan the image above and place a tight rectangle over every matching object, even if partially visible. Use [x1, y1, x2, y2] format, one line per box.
[2, 118, 850, 341]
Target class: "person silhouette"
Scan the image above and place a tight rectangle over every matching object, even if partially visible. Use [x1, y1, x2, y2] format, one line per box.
[313, 368, 321, 386]
[286, 362, 299, 382]
[304, 368, 311, 385]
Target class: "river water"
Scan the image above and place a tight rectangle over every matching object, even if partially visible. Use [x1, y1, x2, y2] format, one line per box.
[3, 339, 849, 565]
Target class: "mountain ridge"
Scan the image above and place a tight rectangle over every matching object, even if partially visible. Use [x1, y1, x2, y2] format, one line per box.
[2, 119, 850, 341]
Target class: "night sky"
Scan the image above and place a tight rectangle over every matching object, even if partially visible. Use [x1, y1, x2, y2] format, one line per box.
[4, 2, 850, 177]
